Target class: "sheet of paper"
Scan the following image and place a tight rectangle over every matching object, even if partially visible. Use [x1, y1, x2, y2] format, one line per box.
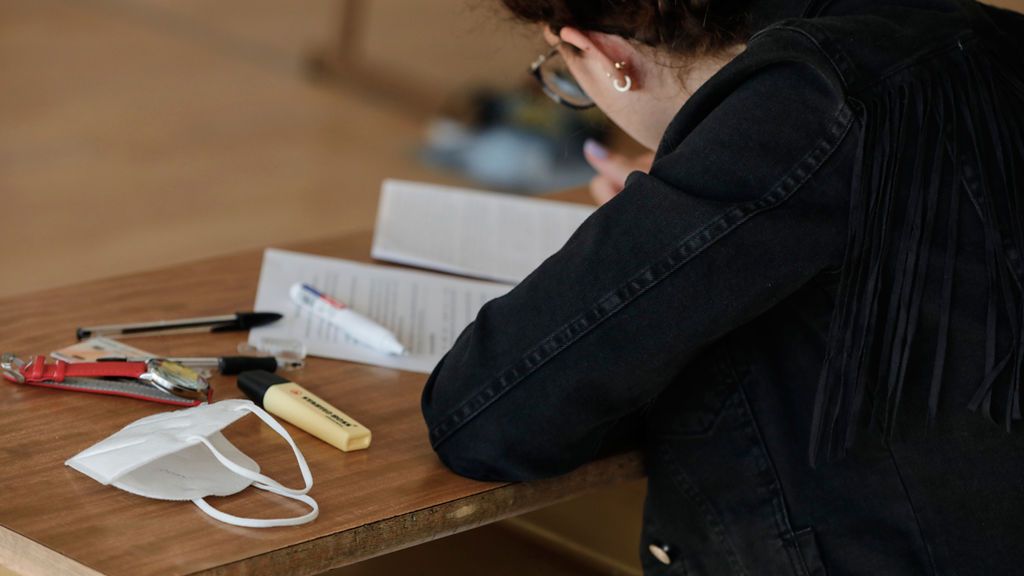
[249, 249, 512, 374]
[52, 338, 155, 363]
[372, 179, 595, 284]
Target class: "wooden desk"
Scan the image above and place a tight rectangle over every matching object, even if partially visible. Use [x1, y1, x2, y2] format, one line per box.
[0, 225, 644, 575]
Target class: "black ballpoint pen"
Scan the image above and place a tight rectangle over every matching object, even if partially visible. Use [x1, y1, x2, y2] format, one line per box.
[76, 312, 283, 341]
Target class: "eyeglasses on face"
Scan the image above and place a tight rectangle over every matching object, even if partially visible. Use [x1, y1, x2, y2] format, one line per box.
[530, 43, 596, 110]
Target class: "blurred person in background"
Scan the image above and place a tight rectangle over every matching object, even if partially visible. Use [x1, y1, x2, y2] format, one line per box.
[423, 0, 1024, 573]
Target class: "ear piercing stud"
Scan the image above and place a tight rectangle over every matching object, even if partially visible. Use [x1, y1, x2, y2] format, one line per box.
[609, 61, 632, 92]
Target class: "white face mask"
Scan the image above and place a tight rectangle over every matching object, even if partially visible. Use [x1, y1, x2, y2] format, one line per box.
[65, 399, 318, 528]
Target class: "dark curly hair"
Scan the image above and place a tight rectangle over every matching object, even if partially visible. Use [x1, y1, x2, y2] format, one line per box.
[501, 0, 753, 56]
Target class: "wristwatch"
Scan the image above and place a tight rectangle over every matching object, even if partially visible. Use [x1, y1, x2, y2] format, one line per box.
[1, 354, 210, 406]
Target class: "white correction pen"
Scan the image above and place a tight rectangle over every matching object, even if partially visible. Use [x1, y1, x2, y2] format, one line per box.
[289, 283, 406, 355]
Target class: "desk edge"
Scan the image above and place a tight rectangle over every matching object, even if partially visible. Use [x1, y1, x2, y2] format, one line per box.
[194, 451, 644, 576]
[0, 526, 103, 576]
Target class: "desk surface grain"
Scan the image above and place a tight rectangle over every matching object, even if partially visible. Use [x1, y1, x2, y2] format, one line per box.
[0, 212, 643, 575]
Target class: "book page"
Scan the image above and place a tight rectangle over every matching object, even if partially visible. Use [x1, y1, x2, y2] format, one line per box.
[372, 179, 595, 284]
[249, 249, 511, 374]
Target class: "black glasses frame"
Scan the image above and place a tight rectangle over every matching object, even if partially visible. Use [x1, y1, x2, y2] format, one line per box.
[530, 44, 596, 110]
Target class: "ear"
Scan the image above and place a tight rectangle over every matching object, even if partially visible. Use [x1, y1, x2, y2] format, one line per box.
[557, 26, 596, 53]
[559, 27, 641, 88]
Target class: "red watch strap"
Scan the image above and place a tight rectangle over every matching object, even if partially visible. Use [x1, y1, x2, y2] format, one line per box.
[22, 356, 147, 383]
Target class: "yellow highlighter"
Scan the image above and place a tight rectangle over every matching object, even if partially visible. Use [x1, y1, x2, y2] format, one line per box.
[237, 370, 371, 452]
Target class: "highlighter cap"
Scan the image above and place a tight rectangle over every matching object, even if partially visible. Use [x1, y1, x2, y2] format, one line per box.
[237, 370, 290, 407]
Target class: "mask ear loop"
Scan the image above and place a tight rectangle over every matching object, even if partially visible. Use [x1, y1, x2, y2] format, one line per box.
[187, 404, 319, 528]
[191, 404, 313, 496]
[192, 491, 318, 528]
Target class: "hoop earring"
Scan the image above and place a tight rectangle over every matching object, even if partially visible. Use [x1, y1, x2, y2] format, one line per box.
[610, 61, 631, 92]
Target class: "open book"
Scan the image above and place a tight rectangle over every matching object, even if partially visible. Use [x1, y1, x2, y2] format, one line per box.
[371, 180, 596, 284]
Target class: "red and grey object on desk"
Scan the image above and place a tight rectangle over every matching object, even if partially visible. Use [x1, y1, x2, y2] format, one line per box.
[1, 353, 210, 406]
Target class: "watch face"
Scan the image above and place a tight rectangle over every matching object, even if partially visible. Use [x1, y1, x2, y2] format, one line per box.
[1, 353, 25, 383]
[142, 359, 208, 399]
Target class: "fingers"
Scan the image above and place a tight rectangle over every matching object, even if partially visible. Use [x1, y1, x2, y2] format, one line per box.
[583, 139, 633, 189]
[635, 151, 656, 172]
[589, 174, 619, 205]
[583, 139, 656, 205]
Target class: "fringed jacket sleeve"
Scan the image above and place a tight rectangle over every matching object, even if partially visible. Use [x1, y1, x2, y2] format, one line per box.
[421, 58, 858, 481]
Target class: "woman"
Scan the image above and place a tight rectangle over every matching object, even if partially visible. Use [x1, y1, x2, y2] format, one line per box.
[422, 0, 1024, 573]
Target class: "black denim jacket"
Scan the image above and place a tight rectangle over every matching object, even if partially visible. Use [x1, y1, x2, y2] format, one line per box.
[422, 0, 1024, 573]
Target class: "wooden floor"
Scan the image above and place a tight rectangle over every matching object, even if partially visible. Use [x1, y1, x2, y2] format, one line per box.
[0, 0, 537, 299]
